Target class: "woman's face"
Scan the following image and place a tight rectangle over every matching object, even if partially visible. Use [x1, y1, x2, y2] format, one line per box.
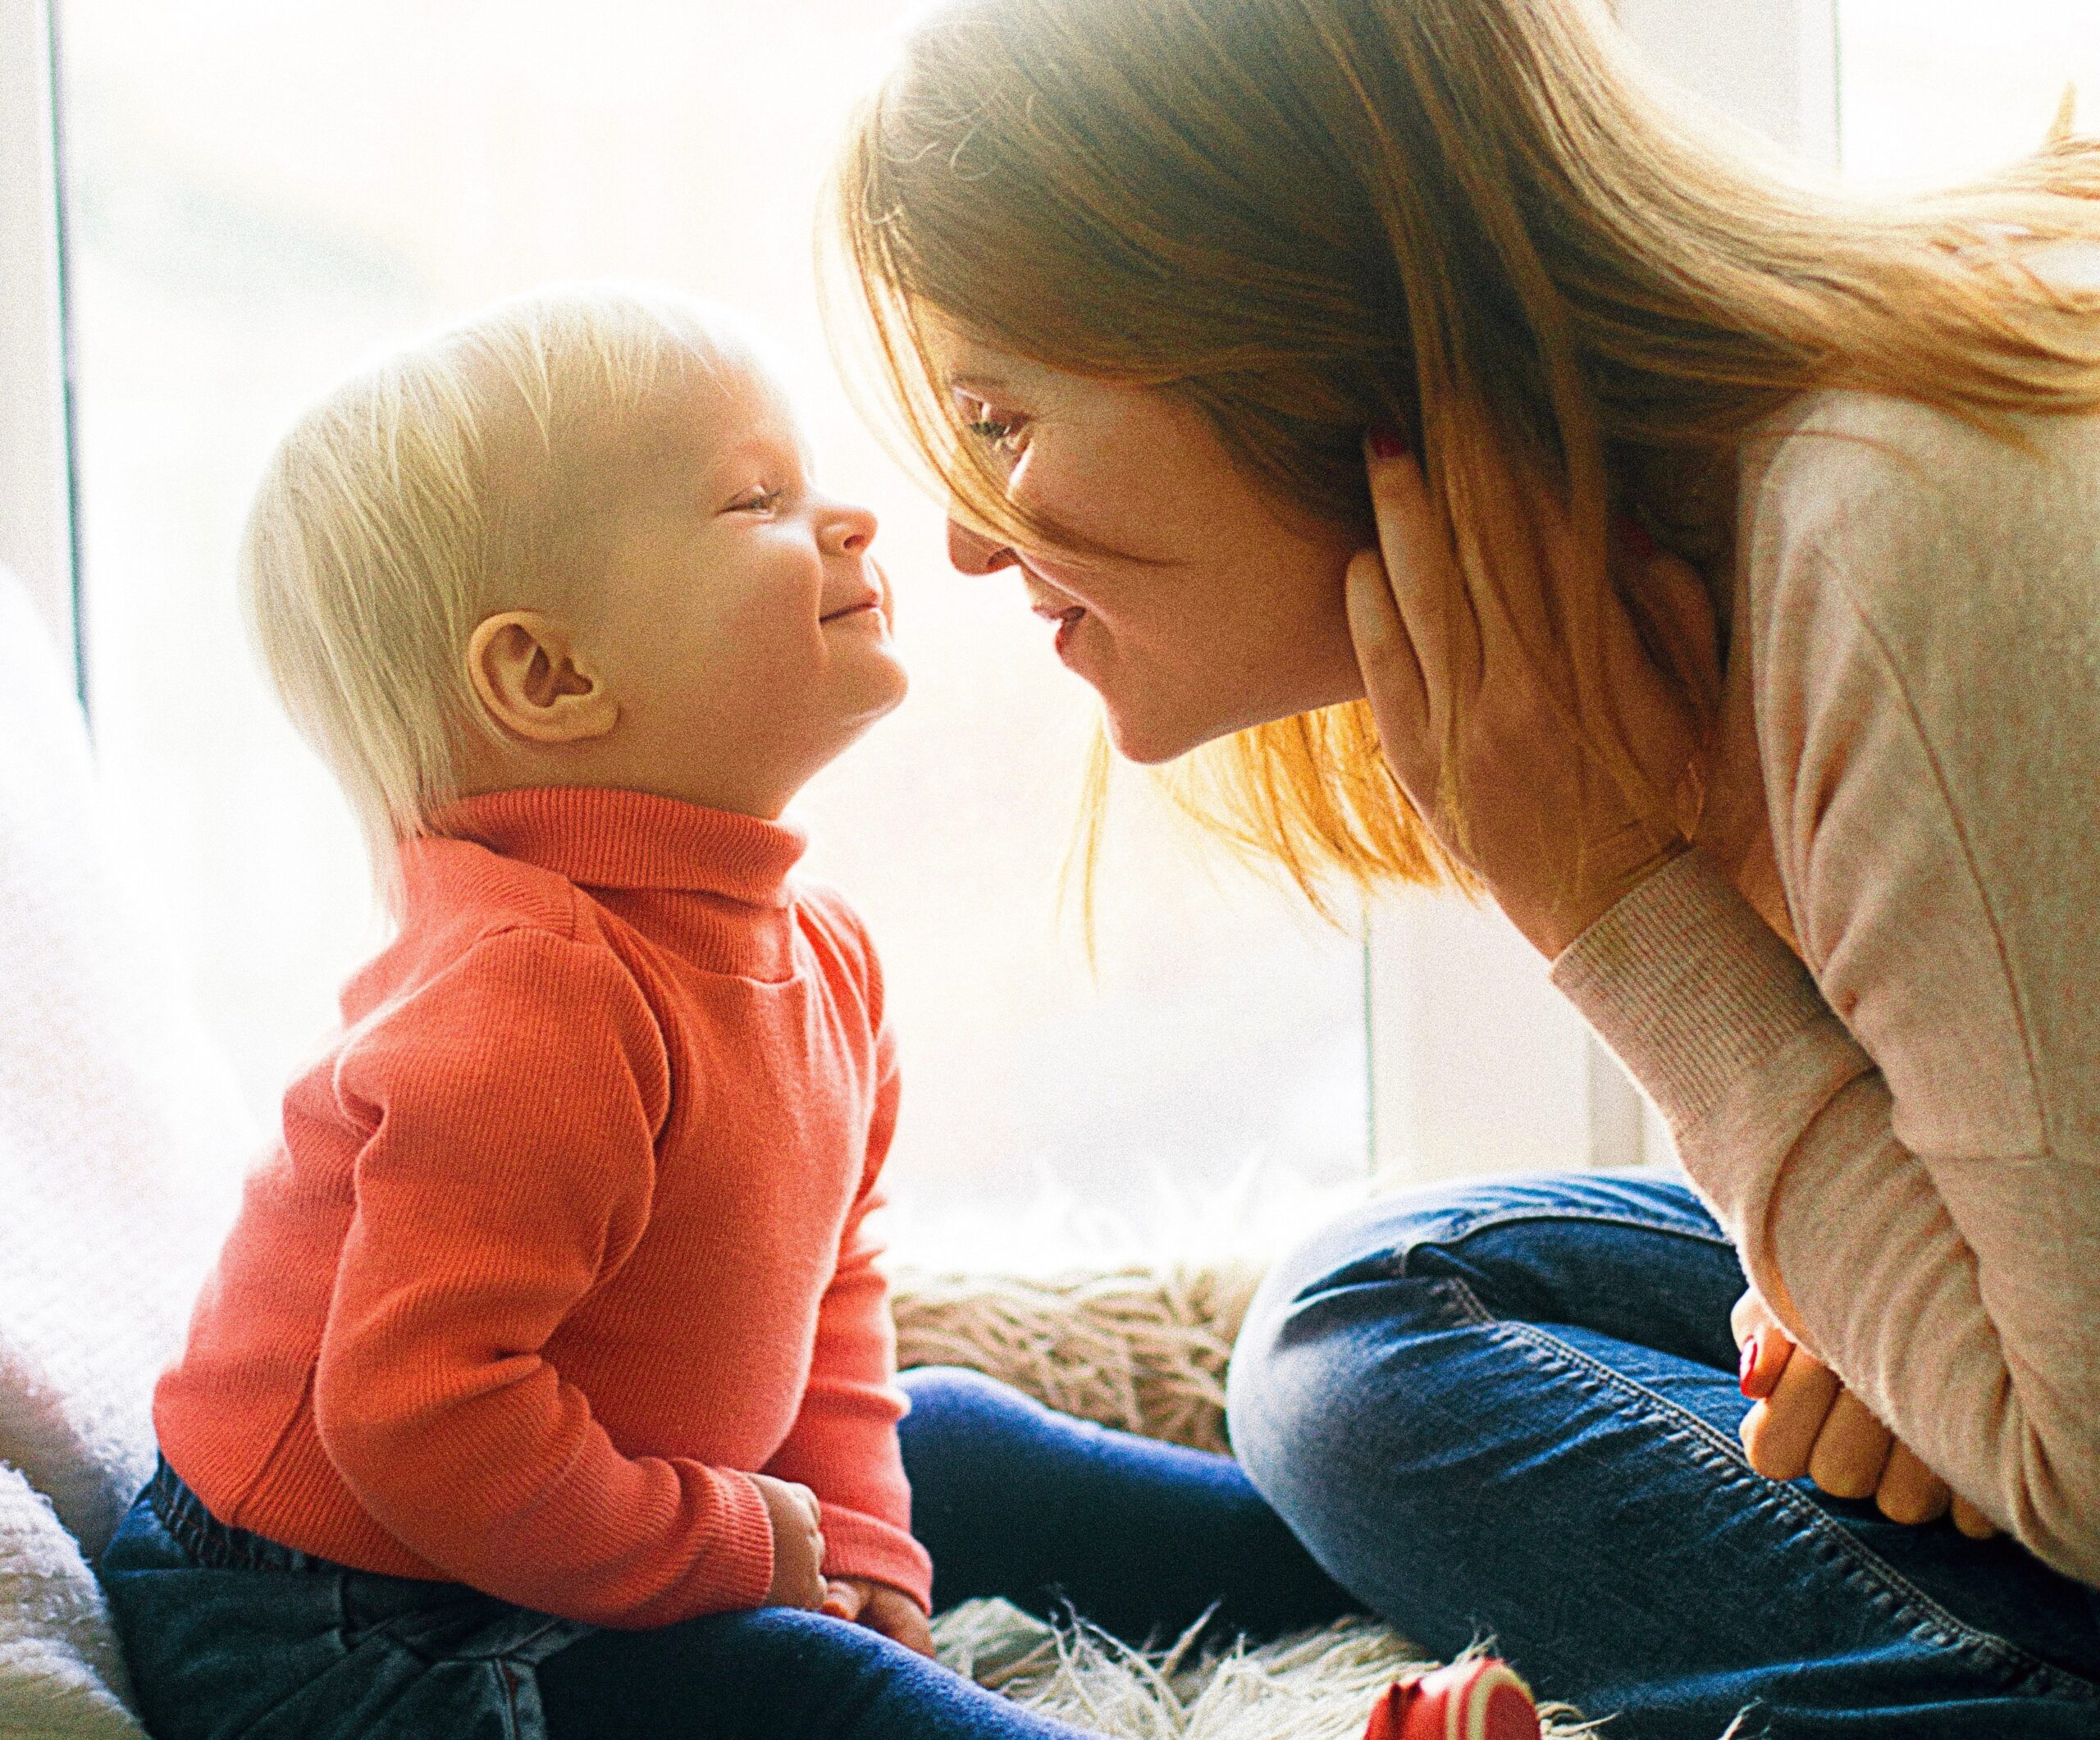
[929, 330, 1367, 763]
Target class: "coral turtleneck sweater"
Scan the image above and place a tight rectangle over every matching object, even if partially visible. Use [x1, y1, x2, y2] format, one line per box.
[154, 785, 931, 1626]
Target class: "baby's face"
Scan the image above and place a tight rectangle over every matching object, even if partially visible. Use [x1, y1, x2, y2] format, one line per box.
[578, 359, 907, 815]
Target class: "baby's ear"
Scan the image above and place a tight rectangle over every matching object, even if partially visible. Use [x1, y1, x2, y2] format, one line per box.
[467, 610, 619, 745]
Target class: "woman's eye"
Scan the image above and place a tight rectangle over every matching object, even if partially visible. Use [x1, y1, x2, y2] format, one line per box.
[962, 407, 1028, 456]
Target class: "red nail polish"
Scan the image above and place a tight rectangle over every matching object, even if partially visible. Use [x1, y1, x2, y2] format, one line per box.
[1367, 426, 1408, 461]
[1738, 1338, 1760, 1397]
[1618, 516, 1659, 561]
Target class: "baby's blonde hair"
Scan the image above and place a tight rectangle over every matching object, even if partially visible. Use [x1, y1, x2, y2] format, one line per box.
[240, 281, 751, 890]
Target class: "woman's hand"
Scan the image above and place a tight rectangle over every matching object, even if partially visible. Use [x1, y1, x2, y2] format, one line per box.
[820, 1576, 937, 1657]
[1346, 436, 1715, 958]
[1732, 1287, 1997, 1537]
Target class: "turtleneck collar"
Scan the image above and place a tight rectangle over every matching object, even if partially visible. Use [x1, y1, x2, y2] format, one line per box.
[428, 786, 808, 907]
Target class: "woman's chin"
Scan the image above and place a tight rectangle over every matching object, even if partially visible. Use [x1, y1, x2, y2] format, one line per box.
[1100, 701, 1226, 766]
[1101, 678, 1367, 765]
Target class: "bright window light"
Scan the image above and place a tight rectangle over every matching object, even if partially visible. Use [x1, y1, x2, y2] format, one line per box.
[59, 0, 1370, 1239]
[1840, 0, 2100, 188]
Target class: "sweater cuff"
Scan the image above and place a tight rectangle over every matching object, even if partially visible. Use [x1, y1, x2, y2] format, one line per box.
[1550, 849, 1875, 1299]
[626, 1466, 774, 1628]
[819, 1502, 935, 1615]
[1552, 851, 1827, 1128]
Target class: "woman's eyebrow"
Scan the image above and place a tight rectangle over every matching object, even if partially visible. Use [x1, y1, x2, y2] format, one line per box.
[944, 370, 1025, 403]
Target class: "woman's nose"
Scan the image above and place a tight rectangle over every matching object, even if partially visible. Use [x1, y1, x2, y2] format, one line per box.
[947, 519, 1020, 576]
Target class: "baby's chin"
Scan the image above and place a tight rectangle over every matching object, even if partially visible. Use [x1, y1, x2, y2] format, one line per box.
[836, 650, 911, 733]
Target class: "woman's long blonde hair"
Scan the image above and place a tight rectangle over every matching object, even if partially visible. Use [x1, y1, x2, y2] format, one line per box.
[824, 0, 2100, 912]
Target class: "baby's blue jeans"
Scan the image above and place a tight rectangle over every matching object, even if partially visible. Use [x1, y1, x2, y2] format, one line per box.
[99, 1370, 1355, 1739]
[1226, 1170, 2100, 1738]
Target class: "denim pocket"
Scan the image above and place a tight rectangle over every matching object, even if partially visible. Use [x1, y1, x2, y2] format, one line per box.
[102, 1491, 590, 1740]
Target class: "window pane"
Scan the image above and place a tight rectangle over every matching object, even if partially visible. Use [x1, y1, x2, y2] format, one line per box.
[60, 0, 1369, 1238]
[1840, 0, 2100, 188]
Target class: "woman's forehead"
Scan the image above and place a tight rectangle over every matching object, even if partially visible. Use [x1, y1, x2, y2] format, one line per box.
[921, 317, 1059, 401]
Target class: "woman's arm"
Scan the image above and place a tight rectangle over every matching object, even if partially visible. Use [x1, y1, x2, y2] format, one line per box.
[1550, 395, 2100, 1582]
[1349, 402, 2100, 1582]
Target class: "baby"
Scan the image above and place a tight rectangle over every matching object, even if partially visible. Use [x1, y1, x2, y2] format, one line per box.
[96, 284, 961, 1738]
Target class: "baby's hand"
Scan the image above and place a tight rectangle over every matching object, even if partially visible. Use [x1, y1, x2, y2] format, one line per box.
[821, 1576, 937, 1658]
[751, 1473, 827, 1609]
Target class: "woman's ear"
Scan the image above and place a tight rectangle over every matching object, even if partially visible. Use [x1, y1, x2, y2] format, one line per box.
[466, 610, 619, 745]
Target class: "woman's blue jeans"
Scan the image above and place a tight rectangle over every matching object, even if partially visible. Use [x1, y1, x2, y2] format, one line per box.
[99, 1370, 1356, 1739]
[1225, 1171, 2100, 1739]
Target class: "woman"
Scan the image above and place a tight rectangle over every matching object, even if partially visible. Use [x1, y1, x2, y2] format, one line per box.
[824, 0, 2100, 1733]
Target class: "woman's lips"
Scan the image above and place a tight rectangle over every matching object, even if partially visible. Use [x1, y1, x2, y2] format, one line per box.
[1034, 602, 1087, 662]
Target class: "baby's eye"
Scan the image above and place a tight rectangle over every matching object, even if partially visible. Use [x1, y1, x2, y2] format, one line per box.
[728, 485, 786, 514]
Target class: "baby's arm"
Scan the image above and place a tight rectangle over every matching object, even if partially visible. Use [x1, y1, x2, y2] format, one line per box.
[313, 926, 785, 1628]
[758, 1019, 934, 1618]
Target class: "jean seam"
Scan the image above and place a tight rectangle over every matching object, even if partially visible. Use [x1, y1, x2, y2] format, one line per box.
[1431, 1207, 1736, 1258]
[1452, 1281, 2097, 1704]
[499, 1660, 523, 1740]
[1326, 1208, 1737, 1305]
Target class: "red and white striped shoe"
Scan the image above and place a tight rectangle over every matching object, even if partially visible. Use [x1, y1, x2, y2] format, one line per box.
[1363, 1658, 1541, 1740]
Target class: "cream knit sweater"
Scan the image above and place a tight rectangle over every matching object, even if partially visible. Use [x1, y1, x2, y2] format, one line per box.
[1553, 386, 2100, 1587]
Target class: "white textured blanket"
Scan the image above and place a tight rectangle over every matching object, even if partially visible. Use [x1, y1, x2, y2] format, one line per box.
[0, 567, 253, 1733]
[0, 1466, 141, 1739]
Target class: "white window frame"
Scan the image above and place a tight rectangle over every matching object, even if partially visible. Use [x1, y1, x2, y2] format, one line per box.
[0, 0, 78, 676]
[1366, 0, 1839, 1181]
[20, 0, 1835, 1181]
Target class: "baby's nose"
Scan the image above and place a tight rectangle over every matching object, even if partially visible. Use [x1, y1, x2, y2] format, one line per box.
[823, 501, 878, 555]
[947, 520, 1020, 576]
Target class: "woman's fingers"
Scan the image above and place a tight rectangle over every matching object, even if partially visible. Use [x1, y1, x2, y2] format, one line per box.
[1628, 549, 1724, 724]
[1875, 1441, 1952, 1526]
[1363, 440, 1461, 686]
[1737, 1327, 1793, 1401]
[1806, 1387, 1895, 1500]
[1728, 1286, 1774, 1350]
[1344, 548, 1429, 745]
[1352, 440, 1470, 793]
[1727, 1290, 1987, 1538]
[1952, 1496, 2000, 1540]
[1741, 1344, 1842, 1482]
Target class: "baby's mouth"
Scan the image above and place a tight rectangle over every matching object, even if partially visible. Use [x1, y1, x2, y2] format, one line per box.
[820, 590, 883, 625]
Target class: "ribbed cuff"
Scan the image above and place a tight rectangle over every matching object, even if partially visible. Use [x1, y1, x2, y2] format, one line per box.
[625, 1466, 775, 1628]
[1553, 851, 1828, 1131]
[818, 1503, 935, 1615]
[1550, 849, 1875, 1297]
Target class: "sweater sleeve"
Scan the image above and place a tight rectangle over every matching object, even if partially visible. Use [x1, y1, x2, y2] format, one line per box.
[315, 925, 776, 1627]
[1551, 400, 2100, 1585]
[758, 970, 934, 1611]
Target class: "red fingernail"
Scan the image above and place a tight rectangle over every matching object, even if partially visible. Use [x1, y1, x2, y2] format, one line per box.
[1367, 426, 1408, 460]
[1618, 515, 1659, 560]
[1738, 1333, 1782, 1400]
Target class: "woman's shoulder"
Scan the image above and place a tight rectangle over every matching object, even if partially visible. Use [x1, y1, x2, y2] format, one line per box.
[1746, 386, 2100, 571]
[1737, 386, 2100, 693]
[1729, 386, 2100, 1163]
